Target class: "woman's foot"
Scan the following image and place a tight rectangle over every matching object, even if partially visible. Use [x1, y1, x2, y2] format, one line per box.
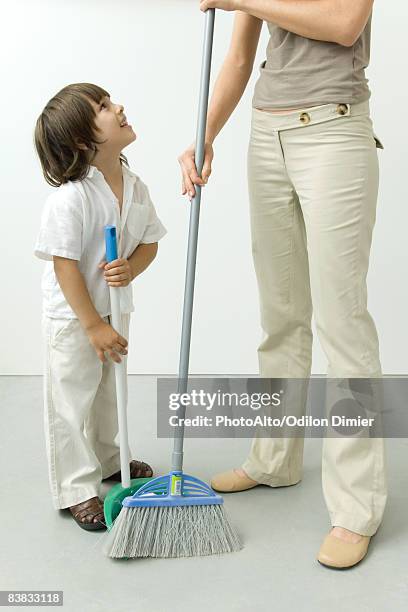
[317, 527, 371, 569]
[211, 468, 259, 492]
[330, 527, 365, 544]
[69, 496, 106, 531]
[103, 460, 153, 482]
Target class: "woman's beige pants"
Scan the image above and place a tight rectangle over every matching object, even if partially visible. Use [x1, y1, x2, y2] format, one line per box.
[242, 100, 387, 536]
[41, 313, 131, 509]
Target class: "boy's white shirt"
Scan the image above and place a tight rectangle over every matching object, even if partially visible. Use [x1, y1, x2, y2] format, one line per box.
[34, 163, 167, 319]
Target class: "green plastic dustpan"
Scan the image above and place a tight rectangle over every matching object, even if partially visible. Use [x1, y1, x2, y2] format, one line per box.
[104, 477, 152, 529]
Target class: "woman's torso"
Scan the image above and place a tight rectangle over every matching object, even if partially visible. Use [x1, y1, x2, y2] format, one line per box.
[253, 13, 372, 114]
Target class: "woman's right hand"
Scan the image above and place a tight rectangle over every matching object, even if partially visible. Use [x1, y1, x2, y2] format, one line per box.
[178, 141, 214, 200]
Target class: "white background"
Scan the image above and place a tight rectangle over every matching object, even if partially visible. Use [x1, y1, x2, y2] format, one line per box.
[0, 0, 406, 375]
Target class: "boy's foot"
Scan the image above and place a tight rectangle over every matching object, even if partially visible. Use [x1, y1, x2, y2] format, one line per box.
[210, 468, 259, 492]
[103, 460, 153, 482]
[69, 496, 106, 531]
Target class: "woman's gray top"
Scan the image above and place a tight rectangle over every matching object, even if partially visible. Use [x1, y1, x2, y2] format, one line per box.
[252, 13, 372, 109]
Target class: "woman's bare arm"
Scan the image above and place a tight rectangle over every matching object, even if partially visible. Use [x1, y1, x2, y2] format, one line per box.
[178, 11, 262, 197]
[206, 11, 263, 143]
[201, 0, 374, 47]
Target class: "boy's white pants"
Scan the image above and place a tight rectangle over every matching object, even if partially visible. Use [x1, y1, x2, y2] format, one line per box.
[241, 99, 388, 536]
[41, 313, 131, 509]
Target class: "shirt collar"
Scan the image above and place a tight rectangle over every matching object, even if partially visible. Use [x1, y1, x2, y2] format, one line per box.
[85, 164, 137, 230]
[86, 165, 97, 179]
[86, 163, 136, 184]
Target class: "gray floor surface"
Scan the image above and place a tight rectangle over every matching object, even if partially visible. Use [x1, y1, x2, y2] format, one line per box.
[0, 375, 407, 612]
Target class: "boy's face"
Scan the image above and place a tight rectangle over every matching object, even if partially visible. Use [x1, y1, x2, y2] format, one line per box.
[89, 95, 137, 153]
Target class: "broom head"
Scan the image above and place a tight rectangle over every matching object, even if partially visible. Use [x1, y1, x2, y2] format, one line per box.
[103, 471, 242, 559]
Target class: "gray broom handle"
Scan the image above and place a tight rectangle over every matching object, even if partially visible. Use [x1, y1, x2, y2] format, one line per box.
[172, 8, 215, 473]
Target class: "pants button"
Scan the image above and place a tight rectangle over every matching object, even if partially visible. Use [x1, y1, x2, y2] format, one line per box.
[337, 103, 348, 115]
[299, 112, 311, 124]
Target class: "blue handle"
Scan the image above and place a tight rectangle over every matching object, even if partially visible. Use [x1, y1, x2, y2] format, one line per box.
[104, 225, 118, 263]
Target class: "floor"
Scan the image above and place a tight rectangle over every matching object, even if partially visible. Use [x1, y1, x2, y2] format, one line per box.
[1, 375, 407, 612]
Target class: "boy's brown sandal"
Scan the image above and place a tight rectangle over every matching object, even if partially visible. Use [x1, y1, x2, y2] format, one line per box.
[103, 459, 153, 482]
[69, 496, 106, 531]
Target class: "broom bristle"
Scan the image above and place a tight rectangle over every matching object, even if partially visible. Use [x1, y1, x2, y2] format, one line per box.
[103, 504, 242, 559]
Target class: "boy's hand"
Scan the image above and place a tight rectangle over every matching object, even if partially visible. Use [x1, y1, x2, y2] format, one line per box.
[98, 258, 133, 287]
[85, 319, 128, 363]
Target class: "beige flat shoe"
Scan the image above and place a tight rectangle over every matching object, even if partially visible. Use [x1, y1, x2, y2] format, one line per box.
[317, 532, 371, 569]
[210, 469, 259, 493]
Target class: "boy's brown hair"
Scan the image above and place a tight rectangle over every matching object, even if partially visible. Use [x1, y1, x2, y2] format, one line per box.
[34, 82, 129, 187]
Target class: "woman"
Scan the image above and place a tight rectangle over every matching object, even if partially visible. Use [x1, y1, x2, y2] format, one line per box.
[178, 0, 386, 569]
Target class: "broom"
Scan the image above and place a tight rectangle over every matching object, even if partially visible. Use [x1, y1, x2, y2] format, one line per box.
[102, 225, 154, 531]
[104, 7, 242, 559]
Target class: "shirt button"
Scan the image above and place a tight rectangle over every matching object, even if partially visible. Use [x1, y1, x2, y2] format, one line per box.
[299, 112, 311, 125]
[337, 103, 348, 115]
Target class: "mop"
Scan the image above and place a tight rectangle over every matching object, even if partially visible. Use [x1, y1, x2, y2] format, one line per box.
[102, 225, 154, 529]
[103, 8, 242, 559]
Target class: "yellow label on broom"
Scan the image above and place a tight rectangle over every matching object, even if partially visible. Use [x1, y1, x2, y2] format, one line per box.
[171, 475, 182, 496]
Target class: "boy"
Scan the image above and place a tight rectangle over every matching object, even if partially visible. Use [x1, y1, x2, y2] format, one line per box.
[34, 82, 166, 530]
